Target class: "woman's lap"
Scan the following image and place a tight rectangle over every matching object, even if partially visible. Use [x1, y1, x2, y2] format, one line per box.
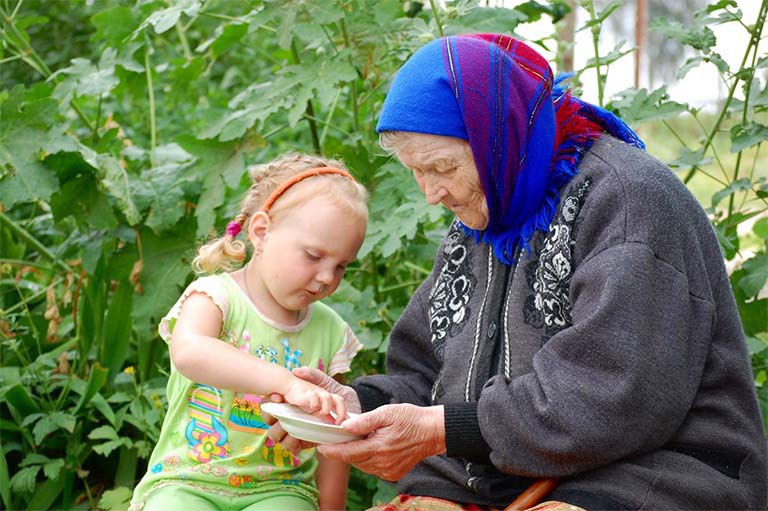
[367, 495, 586, 511]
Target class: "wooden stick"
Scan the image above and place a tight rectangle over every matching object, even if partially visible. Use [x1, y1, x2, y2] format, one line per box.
[504, 478, 559, 511]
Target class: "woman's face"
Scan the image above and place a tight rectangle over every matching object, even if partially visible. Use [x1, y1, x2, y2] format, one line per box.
[394, 133, 489, 230]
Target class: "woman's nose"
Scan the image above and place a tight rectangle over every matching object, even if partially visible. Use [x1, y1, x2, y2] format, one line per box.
[421, 176, 446, 205]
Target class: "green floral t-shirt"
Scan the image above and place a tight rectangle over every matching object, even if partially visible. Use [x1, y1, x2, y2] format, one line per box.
[129, 274, 362, 510]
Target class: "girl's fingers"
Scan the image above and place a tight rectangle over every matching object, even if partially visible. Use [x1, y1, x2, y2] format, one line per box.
[332, 393, 347, 424]
[266, 421, 287, 443]
[319, 391, 333, 418]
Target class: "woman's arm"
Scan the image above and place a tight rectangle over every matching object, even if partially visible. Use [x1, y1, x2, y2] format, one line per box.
[171, 292, 346, 419]
[315, 453, 350, 511]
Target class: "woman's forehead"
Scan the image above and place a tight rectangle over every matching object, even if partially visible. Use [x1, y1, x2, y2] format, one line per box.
[397, 134, 468, 165]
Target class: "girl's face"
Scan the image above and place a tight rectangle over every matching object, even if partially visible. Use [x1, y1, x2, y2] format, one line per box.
[248, 195, 366, 325]
[394, 133, 489, 230]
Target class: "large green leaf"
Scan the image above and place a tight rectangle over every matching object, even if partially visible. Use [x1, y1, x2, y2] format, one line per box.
[50, 48, 120, 104]
[73, 364, 109, 413]
[739, 253, 768, 299]
[131, 143, 195, 233]
[3, 384, 40, 417]
[0, 85, 59, 206]
[138, 0, 202, 34]
[101, 280, 134, 383]
[730, 121, 768, 153]
[49, 171, 118, 229]
[446, 7, 528, 35]
[176, 135, 246, 238]
[99, 487, 133, 511]
[76, 143, 141, 225]
[0, 442, 12, 510]
[25, 475, 65, 511]
[609, 86, 688, 125]
[650, 16, 717, 52]
[91, 6, 140, 46]
[79, 255, 107, 368]
[32, 412, 76, 445]
[130, 219, 196, 336]
[9, 466, 39, 493]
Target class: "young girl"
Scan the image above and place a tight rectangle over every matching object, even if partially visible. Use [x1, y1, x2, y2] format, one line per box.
[129, 154, 369, 511]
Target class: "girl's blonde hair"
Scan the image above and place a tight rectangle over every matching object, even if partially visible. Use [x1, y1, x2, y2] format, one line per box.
[193, 153, 368, 274]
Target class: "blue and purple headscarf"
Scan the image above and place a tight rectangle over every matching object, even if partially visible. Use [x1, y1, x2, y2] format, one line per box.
[377, 34, 644, 264]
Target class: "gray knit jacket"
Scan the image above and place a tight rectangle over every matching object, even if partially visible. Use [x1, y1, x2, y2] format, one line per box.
[353, 136, 768, 510]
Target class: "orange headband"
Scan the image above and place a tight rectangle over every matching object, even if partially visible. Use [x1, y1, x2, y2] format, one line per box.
[260, 167, 356, 213]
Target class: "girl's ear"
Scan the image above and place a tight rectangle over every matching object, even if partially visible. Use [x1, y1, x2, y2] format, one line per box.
[247, 211, 271, 249]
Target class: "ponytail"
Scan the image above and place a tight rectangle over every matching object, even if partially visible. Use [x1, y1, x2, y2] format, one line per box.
[192, 213, 249, 274]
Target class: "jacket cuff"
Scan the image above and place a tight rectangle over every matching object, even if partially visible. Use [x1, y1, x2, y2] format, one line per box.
[444, 402, 492, 463]
[350, 382, 391, 413]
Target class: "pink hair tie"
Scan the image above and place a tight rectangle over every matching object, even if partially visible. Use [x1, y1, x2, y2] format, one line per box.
[261, 167, 356, 214]
[226, 221, 242, 237]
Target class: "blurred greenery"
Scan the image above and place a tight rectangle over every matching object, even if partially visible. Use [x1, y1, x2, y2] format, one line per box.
[1, 0, 766, 510]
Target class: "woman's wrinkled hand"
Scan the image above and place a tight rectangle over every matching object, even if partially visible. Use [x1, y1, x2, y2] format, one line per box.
[317, 403, 446, 481]
[291, 367, 362, 414]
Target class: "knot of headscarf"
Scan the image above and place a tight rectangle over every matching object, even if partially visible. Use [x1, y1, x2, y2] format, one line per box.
[377, 34, 645, 264]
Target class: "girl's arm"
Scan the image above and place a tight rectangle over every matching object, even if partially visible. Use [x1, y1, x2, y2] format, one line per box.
[315, 452, 350, 511]
[170, 292, 346, 418]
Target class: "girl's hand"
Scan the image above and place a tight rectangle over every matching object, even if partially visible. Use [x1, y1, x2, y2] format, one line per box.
[267, 367, 362, 452]
[281, 376, 348, 424]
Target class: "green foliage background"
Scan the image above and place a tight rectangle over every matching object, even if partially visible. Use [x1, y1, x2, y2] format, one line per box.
[0, 0, 766, 510]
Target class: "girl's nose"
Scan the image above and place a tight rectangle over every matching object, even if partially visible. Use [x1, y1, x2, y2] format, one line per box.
[315, 267, 334, 285]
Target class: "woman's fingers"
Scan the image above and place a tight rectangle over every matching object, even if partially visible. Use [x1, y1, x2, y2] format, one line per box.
[318, 404, 446, 481]
[292, 366, 331, 388]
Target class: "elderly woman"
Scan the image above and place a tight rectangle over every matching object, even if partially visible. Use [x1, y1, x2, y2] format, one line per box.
[277, 34, 768, 510]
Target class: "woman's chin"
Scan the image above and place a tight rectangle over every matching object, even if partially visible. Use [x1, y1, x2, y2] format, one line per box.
[458, 215, 488, 230]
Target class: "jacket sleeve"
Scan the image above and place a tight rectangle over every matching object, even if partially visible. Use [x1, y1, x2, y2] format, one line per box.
[352, 276, 442, 411]
[475, 242, 714, 476]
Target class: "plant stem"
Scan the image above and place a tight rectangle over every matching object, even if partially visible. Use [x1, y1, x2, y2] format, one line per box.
[92, 94, 103, 143]
[10, 0, 22, 18]
[200, 11, 244, 23]
[144, 43, 158, 156]
[175, 23, 193, 62]
[320, 89, 342, 146]
[404, 261, 432, 276]
[0, 259, 56, 272]
[0, 53, 24, 64]
[290, 41, 321, 154]
[0, 212, 70, 272]
[728, 0, 767, 218]
[11, 278, 41, 355]
[182, 0, 211, 31]
[1, 277, 64, 316]
[262, 123, 289, 139]
[339, 18, 360, 134]
[683, 2, 765, 184]
[0, 4, 95, 131]
[584, 0, 604, 106]
[428, 0, 445, 37]
[302, 113, 353, 138]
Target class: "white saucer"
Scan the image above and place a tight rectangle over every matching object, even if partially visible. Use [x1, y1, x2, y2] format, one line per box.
[260, 402, 364, 444]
